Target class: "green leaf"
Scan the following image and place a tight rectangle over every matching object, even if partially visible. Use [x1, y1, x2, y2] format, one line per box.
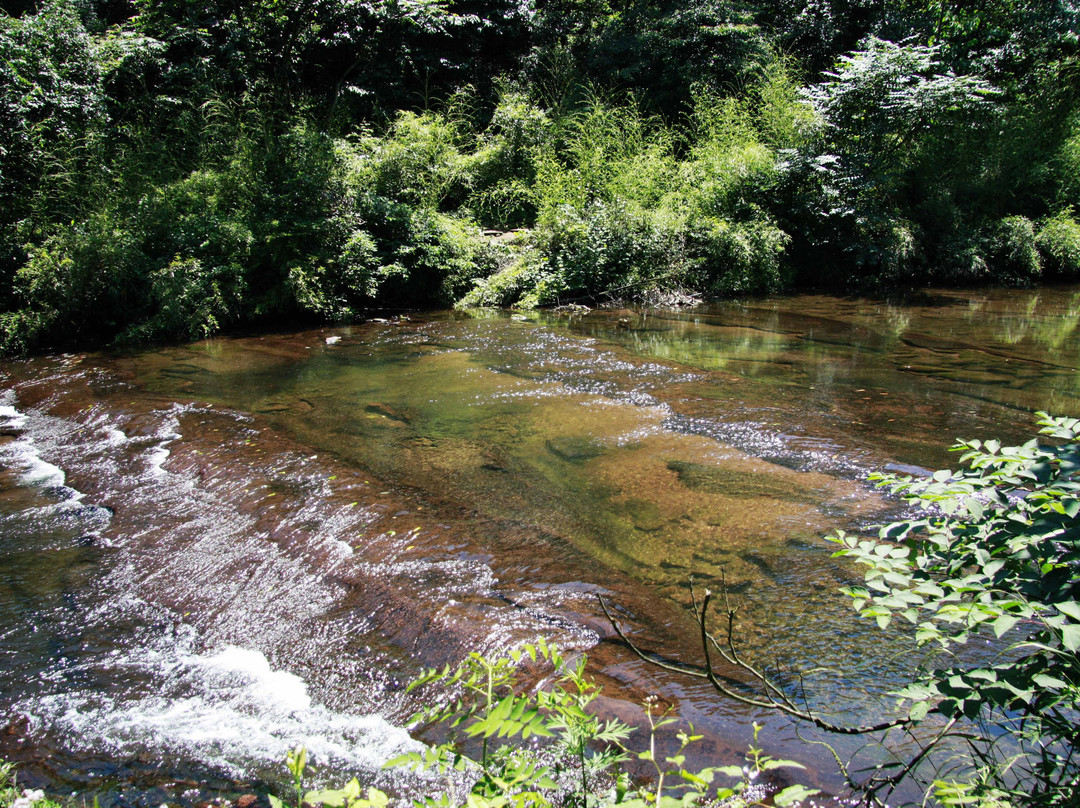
[992, 614, 1019, 638]
[1056, 601, 1080, 621]
[678, 769, 708, 786]
[1032, 673, 1068, 689]
[761, 759, 806, 771]
[773, 785, 821, 806]
[908, 700, 930, 721]
[1060, 624, 1080, 652]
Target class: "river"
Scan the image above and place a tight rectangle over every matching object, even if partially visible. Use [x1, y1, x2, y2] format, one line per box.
[2, 286, 1078, 805]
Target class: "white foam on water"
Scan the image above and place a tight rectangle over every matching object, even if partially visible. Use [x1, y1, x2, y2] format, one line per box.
[103, 427, 128, 446]
[23, 640, 425, 783]
[17, 454, 66, 488]
[143, 410, 185, 475]
[0, 407, 68, 489]
[146, 445, 172, 475]
[198, 646, 313, 713]
[0, 404, 28, 429]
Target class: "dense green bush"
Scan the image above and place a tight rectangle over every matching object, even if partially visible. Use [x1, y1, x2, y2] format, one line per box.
[2, 117, 392, 351]
[1058, 112, 1080, 207]
[1037, 210, 1080, 277]
[833, 412, 1080, 806]
[465, 106, 550, 226]
[0, 0, 108, 296]
[791, 36, 1003, 287]
[2, 0, 1080, 353]
[531, 200, 684, 306]
[685, 217, 790, 296]
[462, 92, 793, 309]
[986, 215, 1043, 283]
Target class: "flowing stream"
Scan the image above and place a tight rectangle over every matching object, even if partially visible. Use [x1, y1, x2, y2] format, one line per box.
[2, 287, 1079, 805]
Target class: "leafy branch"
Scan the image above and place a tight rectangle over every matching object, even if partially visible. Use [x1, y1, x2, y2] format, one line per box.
[603, 412, 1080, 807]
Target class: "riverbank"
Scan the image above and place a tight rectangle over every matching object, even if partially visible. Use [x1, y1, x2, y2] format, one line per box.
[3, 2, 1078, 357]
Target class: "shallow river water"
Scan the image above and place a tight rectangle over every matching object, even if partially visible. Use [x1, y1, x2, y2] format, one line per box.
[2, 287, 1079, 805]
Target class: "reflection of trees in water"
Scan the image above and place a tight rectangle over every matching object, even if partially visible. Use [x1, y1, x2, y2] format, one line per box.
[962, 290, 1080, 353]
[616, 307, 820, 380]
[624, 326, 793, 376]
[874, 304, 912, 341]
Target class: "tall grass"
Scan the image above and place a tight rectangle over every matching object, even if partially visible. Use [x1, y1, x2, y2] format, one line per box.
[462, 86, 794, 308]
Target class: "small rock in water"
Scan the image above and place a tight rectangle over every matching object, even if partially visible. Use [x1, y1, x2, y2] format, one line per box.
[325, 336, 341, 345]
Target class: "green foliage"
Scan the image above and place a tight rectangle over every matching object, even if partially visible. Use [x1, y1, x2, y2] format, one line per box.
[351, 110, 470, 210]
[831, 412, 1080, 806]
[615, 713, 816, 808]
[794, 36, 1002, 285]
[530, 201, 685, 306]
[751, 56, 819, 151]
[527, 1, 769, 114]
[1055, 111, 1080, 208]
[465, 92, 554, 229]
[306, 778, 390, 808]
[0, 0, 108, 285]
[1037, 210, 1080, 278]
[685, 218, 791, 297]
[392, 639, 631, 808]
[460, 92, 792, 309]
[456, 253, 546, 310]
[390, 641, 815, 808]
[986, 215, 1042, 284]
[0, 760, 64, 808]
[2, 0, 1080, 353]
[265, 744, 394, 808]
[0, 112, 408, 351]
[0, 761, 15, 807]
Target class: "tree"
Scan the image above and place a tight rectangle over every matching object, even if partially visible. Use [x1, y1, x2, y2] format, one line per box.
[0, 0, 107, 301]
[790, 36, 1000, 283]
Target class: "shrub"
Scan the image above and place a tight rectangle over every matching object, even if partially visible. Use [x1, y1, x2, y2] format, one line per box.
[477, 91, 795, 309]
[533, 200, 686, 306]
[986, 215, 1042, 283]
[286, 230, 380, 320]
[125, 255, 244, 342]
[832, 412, 1080, 806]
[456, 251, 547, 309]
[464, 92, 553, 228]
[850, 216, 920, 283]
[389, 641, 817, 808]
[0, 0, 106, 226]
[1, 117, 392, 351]
[1037, 210, 1080, 277]
[752, 55, 819, 151]
[9, 210, 146, 349]
[933, 224, 990, 283]
[346, 110, 470, 211]
[1055, 111, 1080, 207]
[687, 216, 791, 296]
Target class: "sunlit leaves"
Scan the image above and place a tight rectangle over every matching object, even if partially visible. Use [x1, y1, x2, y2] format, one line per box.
[831, 411, 1080, 804]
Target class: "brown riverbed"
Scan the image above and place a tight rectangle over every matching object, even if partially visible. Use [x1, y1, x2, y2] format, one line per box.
[2, 286, 1078, 805]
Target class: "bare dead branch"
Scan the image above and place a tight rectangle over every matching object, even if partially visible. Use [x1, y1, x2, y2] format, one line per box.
[597, 593, 912, 736]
